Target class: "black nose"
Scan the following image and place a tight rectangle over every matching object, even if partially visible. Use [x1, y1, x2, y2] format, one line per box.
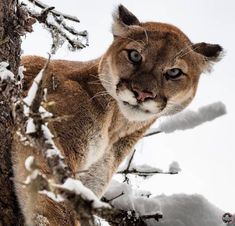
[131, 86, 155, 102]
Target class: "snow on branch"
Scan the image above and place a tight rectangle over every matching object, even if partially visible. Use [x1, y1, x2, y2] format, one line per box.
[168, 161, 181, 174]
[103, 180, 163, 225]
[104, 182, 225, 226]
[54, 178, 110, 209]
[145, 102, 226, 136]
[0, 61, 22, 121]
[21, 0, 88, 53]
[117, 149, 180, 182]
[0, 62, 15, 81]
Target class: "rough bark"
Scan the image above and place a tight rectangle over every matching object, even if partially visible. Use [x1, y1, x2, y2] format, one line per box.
[0, 0, 24, 225]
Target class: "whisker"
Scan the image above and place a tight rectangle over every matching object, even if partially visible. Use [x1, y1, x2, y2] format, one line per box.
[86, 62, 100, 71]
[90, 92, 109, 100]
[117, 35, 146, 46]
[168, 101, 184, 111]
[88, 80, 112, 86]
[159, 100, 185, 116]
[98, 79, 113, 85]
[177, 45, 201, 59]
[89, 73, 99, 79]
[142, 27, 149, 45]
[173, 43, 195, 59]
[89, 74, 113, 85]
[88, 81, 102, 85]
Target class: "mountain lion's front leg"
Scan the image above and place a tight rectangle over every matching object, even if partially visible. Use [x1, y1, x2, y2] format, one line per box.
[79, 131, 145, 197]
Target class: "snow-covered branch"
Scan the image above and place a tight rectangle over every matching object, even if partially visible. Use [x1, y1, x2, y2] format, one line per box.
[145, 102, 226, 136]
[27, 0, 80, 23]
[103, 180, 163, 226]
[0, 62, 22, 109]
[21, 1, 88, 53]
[117, 149, 180, 182]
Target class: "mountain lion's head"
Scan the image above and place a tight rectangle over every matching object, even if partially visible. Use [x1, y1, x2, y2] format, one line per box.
[99, 5, 223, 121]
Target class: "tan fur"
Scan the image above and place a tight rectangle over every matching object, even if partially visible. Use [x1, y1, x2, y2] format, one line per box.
[12, 5, 223, 226]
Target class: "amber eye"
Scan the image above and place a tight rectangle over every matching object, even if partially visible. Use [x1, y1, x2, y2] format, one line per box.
[165, 68, 183, 80]
[128, 50, 142, 64]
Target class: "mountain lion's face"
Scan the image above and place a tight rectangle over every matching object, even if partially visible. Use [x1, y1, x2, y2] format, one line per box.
[99, 5, 223, 121]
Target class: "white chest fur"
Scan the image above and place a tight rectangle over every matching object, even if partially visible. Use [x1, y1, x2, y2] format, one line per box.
[85, 132, 109, 169]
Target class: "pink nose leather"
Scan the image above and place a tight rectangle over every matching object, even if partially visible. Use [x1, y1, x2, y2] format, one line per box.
[132, 86, 155, 102]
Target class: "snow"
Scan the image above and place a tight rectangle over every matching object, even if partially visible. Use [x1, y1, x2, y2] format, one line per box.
[118, 151, 179, 178]
[95, 216, 110, 226]
[24, 169, 40, 185]
[47, 13, 57, 26]
[134, 164, 163, 173]
[104, 180, 162, 216]
[25, 155, 35, 172]
[0, 62, 14, 81]
[104, 180, 225, 226]
[135, 190, 152, 198]
[39, 190, 64, 202]
[23, 68, 44, 115]
[18, 65, 26, 81]
[118, 163, 163, 176]
[16, 130, 30, 145]
[25, 117, 36, 134]
[147, 194, 224, 226]
[39, 106, 53, 119]
[41, 124, 64, 159]
[168, 161, 181, 174]
[54, 178, 110, 209]
[145, 102, 226, 134]
[118, 149, 163, 177]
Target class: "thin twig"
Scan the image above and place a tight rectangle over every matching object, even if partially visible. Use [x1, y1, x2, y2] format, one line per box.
[144, 130, 162, 137]
[102, 192, 125, 203]
[123, 149, 136, 183]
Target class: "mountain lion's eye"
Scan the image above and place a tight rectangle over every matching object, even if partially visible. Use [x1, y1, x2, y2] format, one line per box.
[128, 50, 142, 64]
[165, 68, 183, 79]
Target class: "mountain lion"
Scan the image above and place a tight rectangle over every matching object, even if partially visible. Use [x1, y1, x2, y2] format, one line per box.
[13, 4, 223, 226]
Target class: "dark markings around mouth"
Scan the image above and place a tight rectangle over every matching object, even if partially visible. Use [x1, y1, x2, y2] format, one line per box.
[122, 101, 151, 113]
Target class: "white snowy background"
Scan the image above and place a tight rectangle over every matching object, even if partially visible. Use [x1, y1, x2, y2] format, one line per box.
[21, 0, 235, 224]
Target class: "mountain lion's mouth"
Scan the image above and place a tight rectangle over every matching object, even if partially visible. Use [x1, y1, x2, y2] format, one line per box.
[122, 101, 151, 113]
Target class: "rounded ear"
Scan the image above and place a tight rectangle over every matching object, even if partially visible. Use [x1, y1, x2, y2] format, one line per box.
[192, 42, 224, 62]
[112, 5, 141, 37]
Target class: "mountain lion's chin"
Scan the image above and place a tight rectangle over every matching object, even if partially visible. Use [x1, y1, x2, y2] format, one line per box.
[118, 101, 157, 122]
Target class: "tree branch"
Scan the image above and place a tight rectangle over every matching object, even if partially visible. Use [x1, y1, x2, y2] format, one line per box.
[27, 0, 80, 22]
[117, 168, 178, 177]
[21, 1, 88, 53]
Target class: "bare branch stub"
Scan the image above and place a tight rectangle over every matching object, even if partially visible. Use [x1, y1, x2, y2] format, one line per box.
[122, 149, 136, 183]
[101, 192, 125, 204]
[144, 130, 161, 137]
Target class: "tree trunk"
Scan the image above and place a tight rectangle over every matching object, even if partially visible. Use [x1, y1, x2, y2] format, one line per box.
[0, 0, 24, 225]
